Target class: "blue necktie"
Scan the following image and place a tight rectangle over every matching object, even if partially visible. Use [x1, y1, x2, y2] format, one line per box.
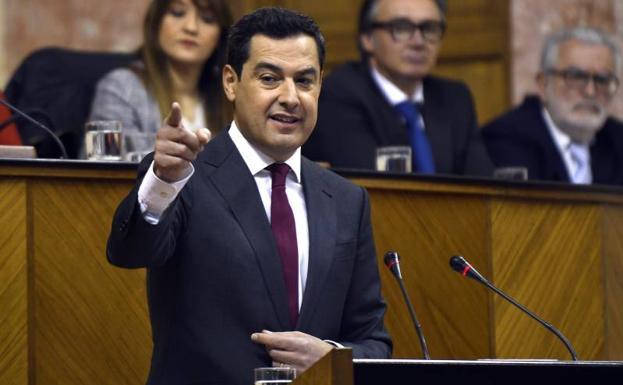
[568, 142, 591, 184]
[394, 101, 435, 173]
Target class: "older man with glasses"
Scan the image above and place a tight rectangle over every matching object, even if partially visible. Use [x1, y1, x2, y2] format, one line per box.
[303, 0, 493, 176]
[482, 27, 623, 185]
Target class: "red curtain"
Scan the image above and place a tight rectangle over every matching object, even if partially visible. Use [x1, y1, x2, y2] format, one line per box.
[0, 91, 22, 145]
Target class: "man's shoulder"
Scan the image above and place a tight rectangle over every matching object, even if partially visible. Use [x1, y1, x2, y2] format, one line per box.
[604, 115, 623, 131]
[423, 75, 473, 101]
[323, 61, 370, 89]
[482, 96, 544, 136]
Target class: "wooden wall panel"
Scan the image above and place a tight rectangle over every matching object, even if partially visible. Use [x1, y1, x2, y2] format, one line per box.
[435, 59, 508, 127]
[31, 180, 150, 385]
[0, 180, 28, 385]
[366, 189, 490, 359]
[602, 205, 623, 360]
[490, 200, 604, 360]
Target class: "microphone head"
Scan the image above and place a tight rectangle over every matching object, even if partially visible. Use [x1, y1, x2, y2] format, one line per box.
[384, 251, 402, 280]
[449, 255, 487, 283]
[449, 255, 468, 273]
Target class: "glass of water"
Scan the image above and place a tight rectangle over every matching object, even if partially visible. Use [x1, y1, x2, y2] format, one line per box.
[123, 132, 155, 162]
[254, 366, 296, 384]
[376, 146, 412, 173]
[84, 120, 122, 161]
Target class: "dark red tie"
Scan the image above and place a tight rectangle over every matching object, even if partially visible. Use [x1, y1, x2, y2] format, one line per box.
[267, 163, 299, 327]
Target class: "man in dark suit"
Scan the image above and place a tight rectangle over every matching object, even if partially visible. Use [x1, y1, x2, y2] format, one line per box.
[107, 7, 391, 385]
[482, 27, 623, 185]
[303, 0, 492, 176]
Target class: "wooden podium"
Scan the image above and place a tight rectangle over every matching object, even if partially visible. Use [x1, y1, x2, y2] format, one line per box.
[295, 349, 623, 385]
[1, 159, 622, 385]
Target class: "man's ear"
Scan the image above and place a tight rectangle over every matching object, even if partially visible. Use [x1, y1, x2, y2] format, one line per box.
[360, 33, 375, 55]
[222, 64, 238, 103]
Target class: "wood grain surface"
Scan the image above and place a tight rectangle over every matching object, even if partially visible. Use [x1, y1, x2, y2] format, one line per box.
[2, 163, 623, 385]
[0, 180, 28, 385]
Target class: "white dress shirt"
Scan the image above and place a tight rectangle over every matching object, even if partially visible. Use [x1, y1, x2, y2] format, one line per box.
[137, 121, 310, 309]
[370, 66, 425, 129]
[542, 108, 592, 184]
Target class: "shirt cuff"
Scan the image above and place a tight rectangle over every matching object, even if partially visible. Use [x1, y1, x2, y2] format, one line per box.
[137, 161, 194, 224]
[323, 339, 345, 349]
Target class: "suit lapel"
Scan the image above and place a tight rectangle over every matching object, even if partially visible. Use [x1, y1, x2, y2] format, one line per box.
[359, 64, 408, 145]
[203, 134, 291, 330]
[297, 159, 336, 331]
[422, 79, 453, 172]
[524, 98, 571, 181]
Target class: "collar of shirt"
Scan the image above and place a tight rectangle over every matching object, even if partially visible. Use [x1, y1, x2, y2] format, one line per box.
[542, 107, 573, 152]
[370, 66, 424, 106]
[228, 120, 302, 183]
[542, 107, 591, 179]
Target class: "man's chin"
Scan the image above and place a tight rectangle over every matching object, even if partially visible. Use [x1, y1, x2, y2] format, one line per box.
[562, 116, 606, 144]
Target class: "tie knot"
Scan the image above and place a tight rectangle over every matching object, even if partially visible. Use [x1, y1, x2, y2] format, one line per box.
[267, 163, 290, 187]
[394, 101, 421, 124]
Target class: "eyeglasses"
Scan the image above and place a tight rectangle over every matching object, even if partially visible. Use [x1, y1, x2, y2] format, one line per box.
[370, 19, 446, 43]
[545, 68, 620, 96]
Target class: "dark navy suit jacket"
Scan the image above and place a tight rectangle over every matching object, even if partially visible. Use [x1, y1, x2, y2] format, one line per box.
[107, 132, 392, 385]
[482, 96, 623, 185]
[303, 61, 493, 176]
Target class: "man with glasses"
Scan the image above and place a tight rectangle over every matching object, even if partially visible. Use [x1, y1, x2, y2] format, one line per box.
[483, 27, 623, 185]
[303, 0, 493, 176]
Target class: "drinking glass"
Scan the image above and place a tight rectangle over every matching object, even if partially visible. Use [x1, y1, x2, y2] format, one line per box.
[376, 146, 412, 173]
[254, 366, 296, 385]
[84, 120, 122, 161]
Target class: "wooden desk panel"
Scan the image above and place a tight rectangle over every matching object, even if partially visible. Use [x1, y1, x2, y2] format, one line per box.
[490, 199, 603, 360]
[367, 190, 490, 359]
[31, 179, 150, 385]
[2, 162, 623, 385]
[0, 180, 28, 385]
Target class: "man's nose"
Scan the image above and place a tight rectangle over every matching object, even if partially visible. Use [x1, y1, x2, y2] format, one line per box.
[408, 27, 427, 46]
[278, 80, 299, 108]
[582, 77, 597, 97]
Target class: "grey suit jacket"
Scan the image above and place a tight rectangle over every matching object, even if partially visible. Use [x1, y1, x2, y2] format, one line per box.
[106, 132, 392, 385]
[89, 67, 161, 135]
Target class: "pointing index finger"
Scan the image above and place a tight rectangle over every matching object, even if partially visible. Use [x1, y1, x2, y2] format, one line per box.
[165, 102, 183, 128]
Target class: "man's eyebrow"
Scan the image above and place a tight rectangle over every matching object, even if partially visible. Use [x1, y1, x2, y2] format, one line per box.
[253, 62, 283, 74]
[297, 67, 319, 78]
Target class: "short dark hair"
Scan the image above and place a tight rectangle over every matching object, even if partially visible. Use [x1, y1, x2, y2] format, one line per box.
[226, 7, 326, 76]
[358, 0, 448, 35]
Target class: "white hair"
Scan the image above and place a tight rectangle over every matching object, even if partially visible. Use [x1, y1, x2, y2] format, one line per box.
[540, 27, 622, 74]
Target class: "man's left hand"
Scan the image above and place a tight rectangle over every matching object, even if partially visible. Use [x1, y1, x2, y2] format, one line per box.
[251, 330, 334, 374]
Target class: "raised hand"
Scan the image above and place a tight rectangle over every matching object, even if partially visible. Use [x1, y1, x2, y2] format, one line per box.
[153, 102, 211, 182]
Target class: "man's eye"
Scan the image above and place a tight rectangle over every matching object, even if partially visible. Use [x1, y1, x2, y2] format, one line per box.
[260, 75, 277, 84]
[297, 78, 313, 87]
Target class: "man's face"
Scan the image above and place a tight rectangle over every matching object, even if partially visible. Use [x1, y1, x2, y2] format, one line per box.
[222, 34, 322, 161]
[539, 38, 619, 143]
[361, 0, 443, 89]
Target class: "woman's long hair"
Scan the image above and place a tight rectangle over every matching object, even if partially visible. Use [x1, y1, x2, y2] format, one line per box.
[139, 0, 233, 132]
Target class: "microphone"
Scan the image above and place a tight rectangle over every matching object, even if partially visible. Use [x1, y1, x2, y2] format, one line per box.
[0, 98, 68, 158]
[449, 255, 578, 361]
[384, 251, 430, 359]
